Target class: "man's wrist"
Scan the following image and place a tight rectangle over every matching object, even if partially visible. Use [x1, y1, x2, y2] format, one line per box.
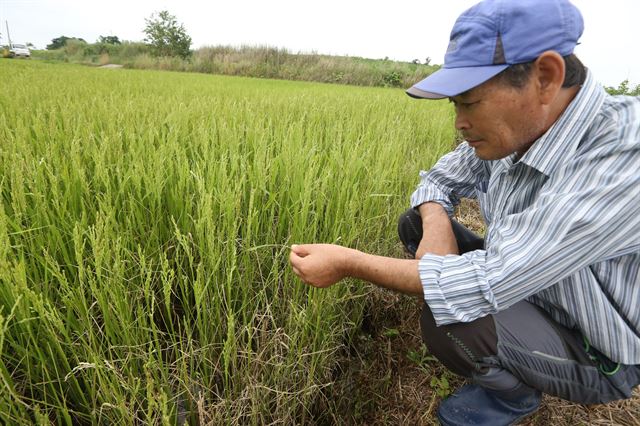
[340, 247, 364, 279]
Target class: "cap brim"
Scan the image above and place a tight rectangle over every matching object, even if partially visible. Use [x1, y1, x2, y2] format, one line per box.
[406, 65, 509, 99]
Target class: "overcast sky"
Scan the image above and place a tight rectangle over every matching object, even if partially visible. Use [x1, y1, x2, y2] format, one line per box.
[1, 0, 638, 87]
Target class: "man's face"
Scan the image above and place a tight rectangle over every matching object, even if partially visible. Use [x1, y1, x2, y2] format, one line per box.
[450, 76, 546, 160]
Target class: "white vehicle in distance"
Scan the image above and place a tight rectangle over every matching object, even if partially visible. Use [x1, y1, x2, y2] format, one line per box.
[9, 43, 31, 58]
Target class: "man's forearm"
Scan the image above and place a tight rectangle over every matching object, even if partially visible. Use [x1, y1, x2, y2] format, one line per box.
[416, 202, 459, 257]
[347, 203, 458, 295]
[289, 243, 423, 296]
[347, 250, 423, 296]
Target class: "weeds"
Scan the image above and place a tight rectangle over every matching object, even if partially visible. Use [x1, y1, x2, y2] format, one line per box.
[407, 344, 438, 368]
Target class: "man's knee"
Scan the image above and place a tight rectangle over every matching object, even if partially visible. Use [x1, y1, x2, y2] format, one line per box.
[397, 208, 422, 256]
[420, 303, 497, 377]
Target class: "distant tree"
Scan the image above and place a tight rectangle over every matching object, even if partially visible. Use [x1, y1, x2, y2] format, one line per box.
[424, 57, 431, 66]
[26, 42, 35, 48]
[65, 38, 89, 56]
[98, 35, 121, 45]
[143, 10, 192, 59]
[46, 36, 86, 50]
[605, 79, 640, 96]
[411, 59, 420, 65]
[47, 36, 69, 50]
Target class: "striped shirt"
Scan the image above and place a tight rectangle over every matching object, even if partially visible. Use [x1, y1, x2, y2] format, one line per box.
[410, 71, 640, 364]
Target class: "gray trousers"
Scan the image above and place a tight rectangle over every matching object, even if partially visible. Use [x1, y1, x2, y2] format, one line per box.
[398, 208, 640, 404]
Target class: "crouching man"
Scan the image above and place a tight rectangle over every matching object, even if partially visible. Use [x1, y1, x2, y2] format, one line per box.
[289, 0, 640, 424]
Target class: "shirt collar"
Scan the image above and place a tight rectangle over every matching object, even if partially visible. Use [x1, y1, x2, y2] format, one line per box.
[518, 71, 606, 176]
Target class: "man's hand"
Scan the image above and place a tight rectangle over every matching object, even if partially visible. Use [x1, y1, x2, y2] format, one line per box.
[289, 244, 353, 288]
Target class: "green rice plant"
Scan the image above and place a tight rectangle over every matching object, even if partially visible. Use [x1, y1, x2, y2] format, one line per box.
[0, 60, 454, 424]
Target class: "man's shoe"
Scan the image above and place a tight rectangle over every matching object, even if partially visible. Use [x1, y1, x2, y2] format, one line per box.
[437, 383, 541, 426]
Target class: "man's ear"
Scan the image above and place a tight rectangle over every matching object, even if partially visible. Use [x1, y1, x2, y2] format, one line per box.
[534, 51, 565, 105]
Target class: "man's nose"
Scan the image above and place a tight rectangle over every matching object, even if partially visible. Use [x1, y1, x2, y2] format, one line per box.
[455, 112, 470, 131]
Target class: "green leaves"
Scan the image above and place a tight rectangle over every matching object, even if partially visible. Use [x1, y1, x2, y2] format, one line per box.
[407, 344, 452, 398]
[605, 79, 640, 96]
[406, 344, 438, 368]
[143, 10, 192, 59]
[382, 328, 400, 338]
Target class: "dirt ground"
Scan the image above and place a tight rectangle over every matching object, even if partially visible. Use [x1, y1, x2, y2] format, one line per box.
[323, 200, 640, 425]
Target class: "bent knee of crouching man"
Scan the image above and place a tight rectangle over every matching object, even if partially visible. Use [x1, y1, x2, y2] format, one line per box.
[397, 208, 423, 256]
[421, 300, 640, 403]
[420, 302, 497, 378]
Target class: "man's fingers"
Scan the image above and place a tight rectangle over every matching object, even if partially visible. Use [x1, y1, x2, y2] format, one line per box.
[289, 249, 305, 266]
[292, 266, 310, 285]
[291, 244, 309, 257]
[289, 249, 308, 279]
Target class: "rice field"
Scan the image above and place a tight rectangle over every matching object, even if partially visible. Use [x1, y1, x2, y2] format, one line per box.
[0, 60, 454, 424]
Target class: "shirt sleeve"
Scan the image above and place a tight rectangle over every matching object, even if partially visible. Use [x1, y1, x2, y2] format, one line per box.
[420, 136, 640, 325]
[410, 142, 490, 216]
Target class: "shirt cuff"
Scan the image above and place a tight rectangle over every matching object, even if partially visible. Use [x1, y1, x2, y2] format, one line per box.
[418, 252, 498, 326]
[410, 182, 455, 216]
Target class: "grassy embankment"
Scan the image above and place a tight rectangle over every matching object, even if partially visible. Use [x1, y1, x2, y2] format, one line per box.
[31, 42, 440, 89]
[0, 60, 454, 424]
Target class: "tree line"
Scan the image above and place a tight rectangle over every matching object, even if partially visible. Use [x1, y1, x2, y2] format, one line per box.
[47, 10, 191, 59]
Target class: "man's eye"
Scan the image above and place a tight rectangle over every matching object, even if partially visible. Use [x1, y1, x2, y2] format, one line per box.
[453, 101, 479, 109]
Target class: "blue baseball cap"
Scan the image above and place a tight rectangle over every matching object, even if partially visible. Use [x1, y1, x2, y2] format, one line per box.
[407, 0, 584, 99]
